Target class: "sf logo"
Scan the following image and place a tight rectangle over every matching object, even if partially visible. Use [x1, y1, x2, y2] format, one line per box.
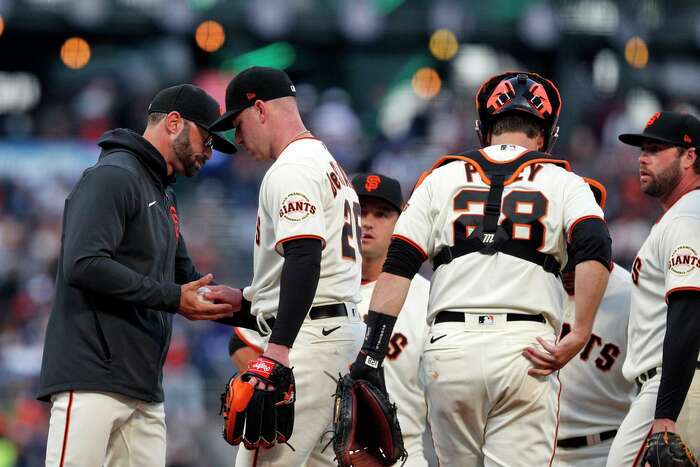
[365, 175, 381, 192]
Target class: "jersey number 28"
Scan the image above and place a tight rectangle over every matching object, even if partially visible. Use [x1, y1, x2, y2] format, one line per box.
[453, 189, 548, 249]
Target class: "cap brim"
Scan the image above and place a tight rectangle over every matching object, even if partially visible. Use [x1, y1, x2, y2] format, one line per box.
[211, 133, 237, 154]
[618, 133, 677, 147]
[210, 108, 244, 132]
[357, 193, 402, 213]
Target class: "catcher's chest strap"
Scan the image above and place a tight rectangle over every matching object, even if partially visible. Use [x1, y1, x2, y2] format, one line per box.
[432, 149, 565, 276]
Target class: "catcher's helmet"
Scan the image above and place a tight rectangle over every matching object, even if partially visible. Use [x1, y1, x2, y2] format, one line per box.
[475, 71, 562, 152]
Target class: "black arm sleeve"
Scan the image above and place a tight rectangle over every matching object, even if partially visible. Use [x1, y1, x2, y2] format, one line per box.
[382, 237, 424, 279]
[216, 298, 260, 329]
[62, 166, 181, 310]
[268, 238, 322, 347]
[655, 291, 700, 421]
[568, 218, 612, 270]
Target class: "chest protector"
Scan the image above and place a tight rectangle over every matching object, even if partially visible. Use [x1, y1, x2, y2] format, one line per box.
[426, 148, 570, 277]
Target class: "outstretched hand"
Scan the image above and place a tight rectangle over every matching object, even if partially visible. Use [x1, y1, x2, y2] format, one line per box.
[179, 274, 234, 321]
[202, 285, 243, 312]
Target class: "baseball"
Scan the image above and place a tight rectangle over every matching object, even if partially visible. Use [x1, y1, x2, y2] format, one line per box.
[196, 286, 213, 304]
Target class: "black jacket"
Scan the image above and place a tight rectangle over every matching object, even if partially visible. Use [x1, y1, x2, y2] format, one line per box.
[38, 129, 201, 403]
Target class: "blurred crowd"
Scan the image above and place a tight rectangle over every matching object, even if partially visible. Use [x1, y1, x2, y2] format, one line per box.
[6, 25, 697, 461]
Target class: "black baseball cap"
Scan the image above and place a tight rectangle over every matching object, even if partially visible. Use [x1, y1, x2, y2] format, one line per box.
[352, 173, 404, 213]
[148, 84, 237, 154]
[210, 66, 297, 132]
[619, 111, 700, 149]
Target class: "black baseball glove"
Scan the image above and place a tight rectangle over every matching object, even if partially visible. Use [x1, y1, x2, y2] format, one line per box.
[641, 431, 698, 467]
[330, 373, 406, 467]
[220, 356, 295, 449]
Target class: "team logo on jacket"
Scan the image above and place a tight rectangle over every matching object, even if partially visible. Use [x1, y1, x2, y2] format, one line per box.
[169, 206, 180, 241]
[279, 192, 317, 222]
[668, 245, 699, 275]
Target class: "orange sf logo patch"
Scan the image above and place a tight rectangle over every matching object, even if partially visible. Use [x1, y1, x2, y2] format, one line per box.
[684, 134, 693, 144]
[365, 175, 381, 192]
[646, 112, 661, 128]
[246, 92, 256, 100]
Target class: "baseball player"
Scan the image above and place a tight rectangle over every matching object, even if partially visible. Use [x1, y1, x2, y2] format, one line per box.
[348, 72, 612, 467]
[209, 66, 365, 467]
[606, 111, 700, 466]
[554, 180, 636, 467]
[228, 172, 433, 466]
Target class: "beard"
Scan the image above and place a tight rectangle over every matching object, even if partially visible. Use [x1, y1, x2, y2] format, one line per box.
[642, 157, 681, 198]
[173, 127, 201, 177]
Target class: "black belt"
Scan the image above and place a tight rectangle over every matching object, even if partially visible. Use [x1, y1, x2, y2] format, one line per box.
[434, 311, 546, 324]
[309, 303, 354, 320]
[636, 368, 658, 388]
[557, 430, 617, 448]
[636, 363, 700, 389]
[263, 303, 354, 330]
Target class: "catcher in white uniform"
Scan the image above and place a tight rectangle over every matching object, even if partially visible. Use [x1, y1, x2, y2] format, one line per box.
[554, 180, 636, 467]
[606, 111, 700, 466]
[347, 72, 612, 467]
[208, 66, 365, 467]
[229, 172, 433, 466]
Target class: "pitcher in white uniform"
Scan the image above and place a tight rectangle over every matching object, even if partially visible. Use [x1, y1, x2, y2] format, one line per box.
[229, 172, 435, 466]
[208, 67, 365, 467]
[606, 111, 700, 466]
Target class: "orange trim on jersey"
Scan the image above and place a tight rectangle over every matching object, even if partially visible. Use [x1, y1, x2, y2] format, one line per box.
[361, 279, 376, 285]
[567, 215, 605, 243]
[274, 234, 326, 256]
[278, 135, 318, 155]
[666, 287, 700, 302]
[234, 328, 264, 354]
[412, 154, 571, 191]
[391, 234, 428, 260]
[547, 373, 562, 467]
[631, 427, 653, 467]
[582, 177, 607, 210]
[59, 390, 74, 467]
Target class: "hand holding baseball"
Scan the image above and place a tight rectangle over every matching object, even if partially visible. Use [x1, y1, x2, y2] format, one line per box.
[178, 274, 234, 321]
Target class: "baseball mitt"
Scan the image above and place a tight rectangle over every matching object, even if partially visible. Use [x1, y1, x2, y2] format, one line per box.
[330, 373, 406, 466]
[641, 431, 698, 467]
[220, 356, 295, 449]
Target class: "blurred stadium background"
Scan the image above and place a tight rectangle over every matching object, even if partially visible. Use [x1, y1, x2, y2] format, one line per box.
[0, 0, 699, 465]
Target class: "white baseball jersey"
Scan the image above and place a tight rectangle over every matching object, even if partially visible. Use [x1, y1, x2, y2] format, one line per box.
[358, 276, 431, 441]
[393, 144, 604, 329]
[623, 189, 700, 381]
[558, 264, 636, 440]
[242, 137, 363, 319]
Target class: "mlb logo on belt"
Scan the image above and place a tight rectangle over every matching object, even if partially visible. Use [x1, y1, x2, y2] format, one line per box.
[478, 315, 495, 325]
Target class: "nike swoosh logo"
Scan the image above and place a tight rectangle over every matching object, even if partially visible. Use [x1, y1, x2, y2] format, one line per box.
[430, 334, 447, 344]
[321, 326, 341, 336]
[148, 201, 157, 207]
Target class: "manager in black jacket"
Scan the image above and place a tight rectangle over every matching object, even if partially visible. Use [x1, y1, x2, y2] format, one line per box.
[39, 84, 241, 467]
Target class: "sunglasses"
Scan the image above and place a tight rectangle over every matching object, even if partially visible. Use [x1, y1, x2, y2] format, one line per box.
[190, 121, 214, 150]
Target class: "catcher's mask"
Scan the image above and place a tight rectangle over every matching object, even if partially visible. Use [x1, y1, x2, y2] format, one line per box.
[475, 71, 562, 152]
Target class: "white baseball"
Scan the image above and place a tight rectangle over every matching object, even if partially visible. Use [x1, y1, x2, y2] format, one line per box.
[196, 286, 214, 304]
